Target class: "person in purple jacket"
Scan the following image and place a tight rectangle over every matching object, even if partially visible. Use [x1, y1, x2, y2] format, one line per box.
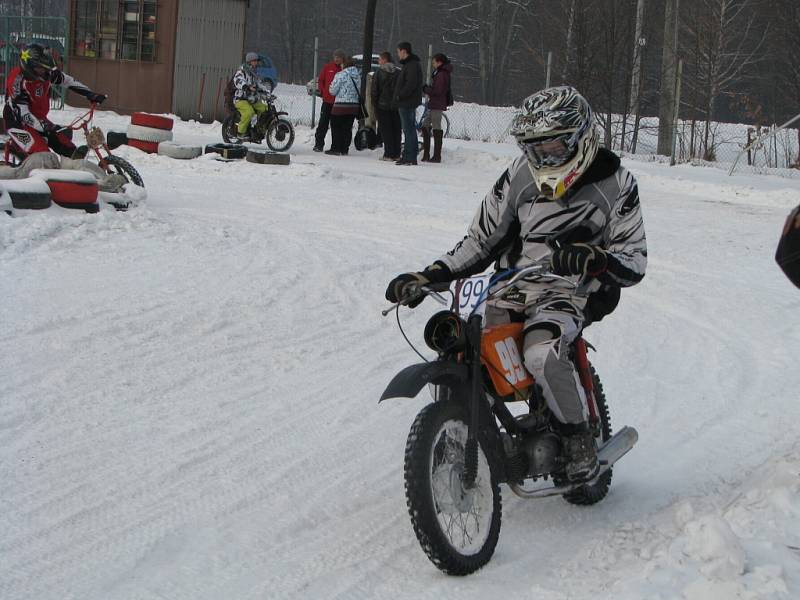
[421, 53, 453, 163]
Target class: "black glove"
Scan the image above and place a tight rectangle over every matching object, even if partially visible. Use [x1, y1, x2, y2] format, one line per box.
[87, 92, 107, 104]
[550, 244, 608, 278]
[41, 120, 58, 134]
[385, 262, 452, 308]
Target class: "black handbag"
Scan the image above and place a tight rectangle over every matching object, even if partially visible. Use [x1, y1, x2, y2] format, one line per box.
[354, 127, 378, 151]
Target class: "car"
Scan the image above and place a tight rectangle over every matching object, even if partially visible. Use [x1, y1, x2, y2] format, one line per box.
[255, 54, 278, 91]
[306, 53, 381, 97]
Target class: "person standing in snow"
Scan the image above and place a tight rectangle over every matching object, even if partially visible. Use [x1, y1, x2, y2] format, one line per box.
[420, 53, 452, 163]
[371, 51, 401, 161]
[232, 52, 271, 141]
[392, 42, 423, 166]
[327, 56, 362, 156]
[776, 203, 800, 288]
[313, 49, 345, 152]
[4, 43, 106, 159]
[385, 86, 647, 483]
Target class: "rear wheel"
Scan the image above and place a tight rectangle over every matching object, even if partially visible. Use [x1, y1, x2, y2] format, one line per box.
[404, 399, 502, 575]
[562, 367, 612, 505]
[222, 114, 243, 145]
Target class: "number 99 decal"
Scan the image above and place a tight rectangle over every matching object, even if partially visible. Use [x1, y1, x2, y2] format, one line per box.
[454, 274, 491, 317]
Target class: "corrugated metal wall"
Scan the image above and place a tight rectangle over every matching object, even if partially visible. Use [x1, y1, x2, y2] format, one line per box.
[172, 0, 246, 122]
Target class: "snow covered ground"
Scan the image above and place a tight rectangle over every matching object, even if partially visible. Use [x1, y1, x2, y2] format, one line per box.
[1, 106, 799, 600]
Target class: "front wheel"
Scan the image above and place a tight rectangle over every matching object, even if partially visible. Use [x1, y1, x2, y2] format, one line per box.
[104, 155, 144, 188]
[265, 118, 294, 152]
[404, 399, 502, 575]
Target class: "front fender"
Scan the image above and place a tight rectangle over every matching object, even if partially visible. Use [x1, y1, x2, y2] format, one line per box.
[276, 111, 289, 117]
[379, 362, 469, 402]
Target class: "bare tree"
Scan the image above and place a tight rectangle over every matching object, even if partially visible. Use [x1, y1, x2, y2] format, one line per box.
[680, 0, 767, 159]
[439, 0, 534, 105]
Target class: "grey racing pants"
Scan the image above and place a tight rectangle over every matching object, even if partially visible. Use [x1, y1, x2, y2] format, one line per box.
[485, 296, 589, 425]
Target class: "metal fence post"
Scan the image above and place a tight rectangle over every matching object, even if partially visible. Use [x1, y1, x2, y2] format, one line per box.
[545, 51, 552, 88]
[427, 43, 433, 85]
[311, 36, 319, 128]
[670, 58, 683, 166]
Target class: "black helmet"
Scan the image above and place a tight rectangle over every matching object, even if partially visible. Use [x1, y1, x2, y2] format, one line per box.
[20, 44, 56, 81]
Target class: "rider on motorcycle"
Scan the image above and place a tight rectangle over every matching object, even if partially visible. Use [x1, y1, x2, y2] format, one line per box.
[4, 43, 107, 159]
[233, 52, 271, 141]
[386, 86, 647, 483]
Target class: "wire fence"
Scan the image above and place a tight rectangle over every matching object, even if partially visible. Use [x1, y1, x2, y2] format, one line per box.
[274, 81, 800, 178]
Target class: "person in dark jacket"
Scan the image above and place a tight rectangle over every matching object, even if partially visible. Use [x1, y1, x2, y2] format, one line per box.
[776, 203, 800, 288]
[392, 41, 423, 166]
[371, 51, 401, 161]
[313, 49, 345, 152]
[421, 53, 452, 163]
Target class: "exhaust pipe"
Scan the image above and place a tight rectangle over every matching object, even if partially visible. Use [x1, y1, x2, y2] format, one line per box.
[509, 426, 639, 499]
[597, 425, 638, 468]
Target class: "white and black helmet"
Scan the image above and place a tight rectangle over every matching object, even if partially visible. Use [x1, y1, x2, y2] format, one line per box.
[510, 86, 599, 199]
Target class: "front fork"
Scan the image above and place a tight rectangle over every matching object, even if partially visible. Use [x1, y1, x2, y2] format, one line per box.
[462, 314, 484, 488]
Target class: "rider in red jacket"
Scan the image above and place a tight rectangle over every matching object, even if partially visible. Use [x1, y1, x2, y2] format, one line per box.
[313, 49, 344, 152]
[4, 44, 106, 159]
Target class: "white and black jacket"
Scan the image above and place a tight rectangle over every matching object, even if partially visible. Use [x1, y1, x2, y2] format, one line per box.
[232, 66, 269, 103]
[437, 148, 647, 304]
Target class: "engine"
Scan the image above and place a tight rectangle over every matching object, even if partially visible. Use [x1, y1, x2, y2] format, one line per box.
[522, 431, 562, 477]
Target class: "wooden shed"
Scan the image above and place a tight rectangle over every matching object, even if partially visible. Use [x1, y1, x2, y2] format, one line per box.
[68, 0, 248, 122]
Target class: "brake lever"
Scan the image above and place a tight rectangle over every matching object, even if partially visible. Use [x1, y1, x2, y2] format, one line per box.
[380, 283, 450, 317]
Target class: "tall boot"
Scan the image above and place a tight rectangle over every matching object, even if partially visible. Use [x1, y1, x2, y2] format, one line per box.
[420, 127, 431, 162]
[430, 129, 443, 163]
[563, 425, 599, 482]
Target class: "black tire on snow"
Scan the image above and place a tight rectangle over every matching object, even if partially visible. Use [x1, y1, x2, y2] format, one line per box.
[106, 131, 128, 150]
[104, 155, 144, 188]
[404, 399, 502, 576]
[221, 115, 243, 145]
[246, 149, 290, 166]
[562, 367, 613, 506]
[205, 143, 248, 160]
[265, 118, 294, 152]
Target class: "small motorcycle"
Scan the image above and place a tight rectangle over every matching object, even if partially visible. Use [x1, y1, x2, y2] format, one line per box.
[222, 90, 295, 152]
[380, 263, 639, 575]
[3, 101, 143, 210]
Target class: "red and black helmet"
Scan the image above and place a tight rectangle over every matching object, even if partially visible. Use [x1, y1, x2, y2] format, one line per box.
[20, 43, 56, 81]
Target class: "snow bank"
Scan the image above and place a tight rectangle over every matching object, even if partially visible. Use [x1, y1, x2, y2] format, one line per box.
[575, 446, 800, 599]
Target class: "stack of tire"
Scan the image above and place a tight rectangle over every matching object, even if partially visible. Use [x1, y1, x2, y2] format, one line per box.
[124, 112, 203, 160]
[1, 178, 53, 213]
[126, 112, 174, 154]
[29, 169, 100, 213]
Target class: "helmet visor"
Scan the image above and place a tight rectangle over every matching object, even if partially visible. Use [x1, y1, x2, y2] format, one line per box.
[519, 133, 576, 169]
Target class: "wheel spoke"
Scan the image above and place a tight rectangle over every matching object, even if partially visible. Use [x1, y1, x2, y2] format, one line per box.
[427, 417, 495, 556]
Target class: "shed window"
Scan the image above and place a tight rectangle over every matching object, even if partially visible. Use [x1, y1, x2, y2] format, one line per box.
[72, 0, 157, 62]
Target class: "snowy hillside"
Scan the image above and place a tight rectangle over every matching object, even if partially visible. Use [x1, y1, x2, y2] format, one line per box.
[1, 107, 799, 600]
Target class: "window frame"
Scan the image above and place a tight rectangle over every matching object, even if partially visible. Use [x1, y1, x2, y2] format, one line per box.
[71, 0, 158, 63]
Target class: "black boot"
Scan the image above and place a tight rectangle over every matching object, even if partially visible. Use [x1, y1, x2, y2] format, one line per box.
[420, 127, 431, 162]
[430, 129, 443, 163]
[563, 425, 599, 482]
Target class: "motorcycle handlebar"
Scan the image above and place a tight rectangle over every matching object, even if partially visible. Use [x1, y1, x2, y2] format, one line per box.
[381, 262, 578, 317]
